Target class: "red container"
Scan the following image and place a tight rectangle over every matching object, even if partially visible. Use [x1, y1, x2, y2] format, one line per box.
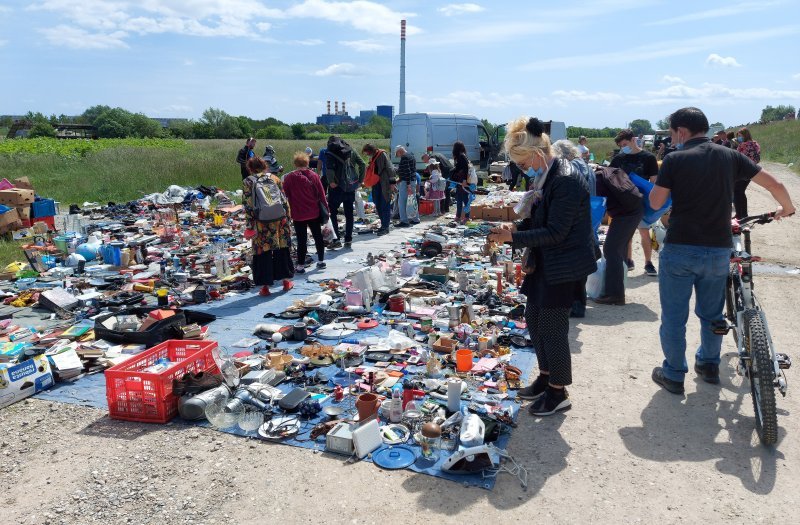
[32, 216, 55, 230]
[418, 199, 434, 216]
[105, 340, 219, 423]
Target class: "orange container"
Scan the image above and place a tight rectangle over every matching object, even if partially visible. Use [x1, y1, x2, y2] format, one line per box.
[418, 199, 434, 216]
[455, 349, 474, 373]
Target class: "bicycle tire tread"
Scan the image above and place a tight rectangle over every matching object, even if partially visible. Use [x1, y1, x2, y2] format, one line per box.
[744, 309, 778, 445]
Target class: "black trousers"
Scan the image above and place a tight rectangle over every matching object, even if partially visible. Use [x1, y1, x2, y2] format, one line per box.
[327, 187, 355, 243]
[525, 301, 572, 386]
[733, 179, 751, 219]
[603, 213, 642, 298]
[293, 219, 325, 264]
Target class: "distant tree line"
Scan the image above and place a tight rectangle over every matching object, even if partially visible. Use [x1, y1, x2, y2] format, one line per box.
[2, 106, 393, 140]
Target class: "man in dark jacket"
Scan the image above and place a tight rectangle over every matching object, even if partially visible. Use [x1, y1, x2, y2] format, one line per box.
[394, 146, 418, 227]
[363, 144, 397, 235]
[325, 136, 365, 249]
[236, 138, 256, 179]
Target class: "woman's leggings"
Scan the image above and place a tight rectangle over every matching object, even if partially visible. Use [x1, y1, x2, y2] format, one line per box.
[525, 302, 572, 386]
[293, 219, 325, 264]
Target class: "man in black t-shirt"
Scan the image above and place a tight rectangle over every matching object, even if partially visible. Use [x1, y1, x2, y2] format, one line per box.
[611, 129, 660, 276]
[649, 107, 795, 395]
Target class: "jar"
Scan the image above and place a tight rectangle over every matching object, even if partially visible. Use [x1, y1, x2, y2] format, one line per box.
[419, 422, 442, 461]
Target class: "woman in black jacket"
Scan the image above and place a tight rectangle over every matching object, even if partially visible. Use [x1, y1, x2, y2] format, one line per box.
[489, 117, 596, 416]
[451, 141, 471, 223]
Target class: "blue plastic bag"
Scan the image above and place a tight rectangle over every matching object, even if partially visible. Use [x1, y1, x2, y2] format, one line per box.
[590, 196, 606, 233]
[629, 173, 671, 225]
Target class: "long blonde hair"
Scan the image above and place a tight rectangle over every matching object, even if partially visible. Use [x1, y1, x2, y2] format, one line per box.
[504, 117, 553, 165]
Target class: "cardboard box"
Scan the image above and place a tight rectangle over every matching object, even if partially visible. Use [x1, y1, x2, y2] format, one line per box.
[0, 189, 35, 206]
[0, 208, 22, 234]
[420, 266, 449, 284]
[16, 206, 30, 221]
[12, 177, 33, 190]
[0, 355, 55, 409]
[483, 206, 508, 221]
[469, 205, 486, 219]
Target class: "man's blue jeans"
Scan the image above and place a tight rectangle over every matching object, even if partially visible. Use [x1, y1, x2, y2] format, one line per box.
[658, 243, 731, 382]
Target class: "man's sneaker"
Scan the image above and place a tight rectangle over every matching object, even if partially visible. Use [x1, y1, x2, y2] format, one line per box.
[395, 222, 410, 228]
[644, 262, 658, 276]
[376, 228, 389, 236]
[651, 366, 685, 395]
[410, 219, 420, 225]
[625, 258, 635, 271]
[316, 261, 327, 270]
[343, 241, 352, 249]
[529, 387, 571, 416]
[694, 362, 720, 384]
[517, 374, 549, 401]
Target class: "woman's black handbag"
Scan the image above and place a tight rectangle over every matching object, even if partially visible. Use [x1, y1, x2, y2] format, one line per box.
[318, 200, 330, 224]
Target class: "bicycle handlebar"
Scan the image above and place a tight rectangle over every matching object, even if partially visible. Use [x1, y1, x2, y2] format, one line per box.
[737, 212, 775, 227]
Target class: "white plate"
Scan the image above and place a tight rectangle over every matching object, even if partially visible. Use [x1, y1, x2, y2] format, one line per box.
[258, 416, 300, 441]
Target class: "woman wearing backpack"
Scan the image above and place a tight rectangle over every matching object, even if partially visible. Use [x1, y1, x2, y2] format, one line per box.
[451, 141, 471, 224]
[244, 157, 294, 296]
[282, 152, 329, 273]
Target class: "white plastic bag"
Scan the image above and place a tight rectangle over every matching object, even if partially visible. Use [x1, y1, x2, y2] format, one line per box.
[467, 163, 478, 184]
[322, 218, 338, 242]
[586, 258, 606, 299]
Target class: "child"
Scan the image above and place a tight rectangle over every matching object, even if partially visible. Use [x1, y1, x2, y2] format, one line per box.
[424, 159, 446, 216]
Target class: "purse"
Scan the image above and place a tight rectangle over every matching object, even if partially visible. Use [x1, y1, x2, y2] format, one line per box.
[301, 170, 330, 224]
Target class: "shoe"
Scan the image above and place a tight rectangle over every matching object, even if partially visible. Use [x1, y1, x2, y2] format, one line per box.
[592, 295, 625, 305]
[376, 228, 389, 236]
[694, 362, 720, 384]
[173, 371, 222, 396]
[569, 300, 586, 318]
[625, 259, 635, 271]
[343, 241, 352, 249]
[644, 262, 658, 276]
[395, 222, 410, 228]
[259, 286, 271, 297]
[517, 374, 549, 401]
[651, 367, 685, 394]
[329, 240, 342, 249]
[410, 220, 420, 225]
[304, 255, 314, 265]
[529, 387, 571, 416]
[316, 261, 327, 269]
[295, 267, 306, 274]
[282, 279, 294, 292]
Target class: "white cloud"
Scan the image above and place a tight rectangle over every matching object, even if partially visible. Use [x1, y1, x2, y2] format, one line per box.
[706, 53, 742, 68]
[409, 90, 532, 110]
[39, 24, 129, 49]
[662, 75, 685, 84]
[646, 1, 782, 26]
[290, 39, 323, 46]
[340, 39, 389, 52]
[551, 90, 623, 103]
[283, 0, 420, 36]
[791, 73, 800, 80]
[642, 82, 800, 103]
[256, 22, 272, 32]
[313, 63, 360, 77]
[437, 3, 485, 16]
[0, 40, 6, 47]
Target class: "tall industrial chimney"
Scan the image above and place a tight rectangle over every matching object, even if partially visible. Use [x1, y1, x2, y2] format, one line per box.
[335, 101, 339, 114]
[400, 19, 406, 115]
[327, 100, 331, 115]
[342, 101, 346, 114]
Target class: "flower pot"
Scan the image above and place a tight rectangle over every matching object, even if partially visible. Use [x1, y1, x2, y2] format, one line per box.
[355, 393, 380, 421]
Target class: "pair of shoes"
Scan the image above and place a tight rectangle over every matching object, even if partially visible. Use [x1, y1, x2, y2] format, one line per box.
[282, 279, 294, 292]
[569, 300, 586, 318]
[517, 374, 549, 401]
[593, 295, 625, 305]
[316, 261, 327, 269]
[343, 241, 352, 249]
[651, 366, 685, 394]
[295, 267, 306, 274]
[625, 258, 635, 271]
[173, 371, 223, 396]
[376, 228, 389, 236]
[694, 362, 720, 384]
[395, 222, 410, 228]
[529, 386, 571, 416]
[259, 285, 271, 297]
[644, 262, 658, 276]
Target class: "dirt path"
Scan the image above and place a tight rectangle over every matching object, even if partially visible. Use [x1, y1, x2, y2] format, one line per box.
[2, 162, 798, 524]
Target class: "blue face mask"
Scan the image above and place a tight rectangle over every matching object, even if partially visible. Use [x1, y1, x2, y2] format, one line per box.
[526, 166, 544, 179]
[675, 143, 684, 150]
[736, 136, 744, 143]
[621, 146, 632, 154]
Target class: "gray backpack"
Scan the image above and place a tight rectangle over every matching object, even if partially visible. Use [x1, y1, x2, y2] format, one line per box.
[247, 174, 286, 222]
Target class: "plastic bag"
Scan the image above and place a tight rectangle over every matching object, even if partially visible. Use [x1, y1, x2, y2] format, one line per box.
[586, 257, 627, 298]
[406, 188, 419, 221]
[513, 190, 538, 219]
[322, 218, 338, 242]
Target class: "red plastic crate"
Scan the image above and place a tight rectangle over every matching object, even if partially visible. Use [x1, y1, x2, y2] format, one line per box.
[419, 199, 434, 216]
[105, 340, 218, 423]
[32, 216, 55, 230]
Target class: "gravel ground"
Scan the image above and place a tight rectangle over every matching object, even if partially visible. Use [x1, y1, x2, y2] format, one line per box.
[2, 162, 799, 525]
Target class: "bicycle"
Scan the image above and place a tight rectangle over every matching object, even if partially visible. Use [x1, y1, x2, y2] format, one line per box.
[717, 212, 792, 445]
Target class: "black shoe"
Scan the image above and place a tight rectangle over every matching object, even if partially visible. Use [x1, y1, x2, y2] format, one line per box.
[625, 259, 635, 271]
[517, 374, 549, 400]
[694, 362, 720, 384]
[304, 255, 314, 265]
[316, 261, 327, 269]
[410, 220, 420, 225]
[592, 295, 626, 305]
[651, 367, 685, 394]
[295, 267, 305, 274]
[376, 228, 389, 236]
[395, 222, 410, 228]
[329, 240, 342, 249]
[343, 241, 352, 249]
[644, 262, 658, 276]
[529, 387, 571, 416]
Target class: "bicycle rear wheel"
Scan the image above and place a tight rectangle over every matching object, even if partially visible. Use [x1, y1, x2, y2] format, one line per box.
[744, 309, 778, 445]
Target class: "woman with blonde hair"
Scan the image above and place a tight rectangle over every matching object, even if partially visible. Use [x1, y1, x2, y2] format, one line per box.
[488, 117, 596, 416]
[282, 152, 330, 273]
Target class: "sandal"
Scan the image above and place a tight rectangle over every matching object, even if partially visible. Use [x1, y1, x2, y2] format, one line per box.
[283, 279, 294, 292]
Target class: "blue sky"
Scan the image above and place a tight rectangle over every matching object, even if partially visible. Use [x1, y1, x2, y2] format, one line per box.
[2, 0, 799, 129]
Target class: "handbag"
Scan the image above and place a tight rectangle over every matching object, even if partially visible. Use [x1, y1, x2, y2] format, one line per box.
[301, 170, 330, 224]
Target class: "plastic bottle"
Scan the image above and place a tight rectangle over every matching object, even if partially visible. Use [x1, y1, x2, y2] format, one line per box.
[447, 251, 457, 269]
[390, 386, 403, 423]
[172, 255, 181, 272]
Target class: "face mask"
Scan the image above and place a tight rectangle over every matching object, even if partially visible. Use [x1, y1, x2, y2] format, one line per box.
[526, 166, 544, 179]
[620, 146, 632, 154]
[737, 136, 744, 143]
[675, 143, 684, 150]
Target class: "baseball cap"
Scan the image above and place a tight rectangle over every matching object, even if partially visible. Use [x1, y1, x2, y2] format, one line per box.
[305, 146, 313, 154]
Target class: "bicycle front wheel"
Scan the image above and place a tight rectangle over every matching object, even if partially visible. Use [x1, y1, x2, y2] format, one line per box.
[744, 309, 778, 445]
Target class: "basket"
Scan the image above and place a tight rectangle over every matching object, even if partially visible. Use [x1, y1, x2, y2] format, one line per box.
[105, 340, 219, 423]
[418, 199, 434, 216]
